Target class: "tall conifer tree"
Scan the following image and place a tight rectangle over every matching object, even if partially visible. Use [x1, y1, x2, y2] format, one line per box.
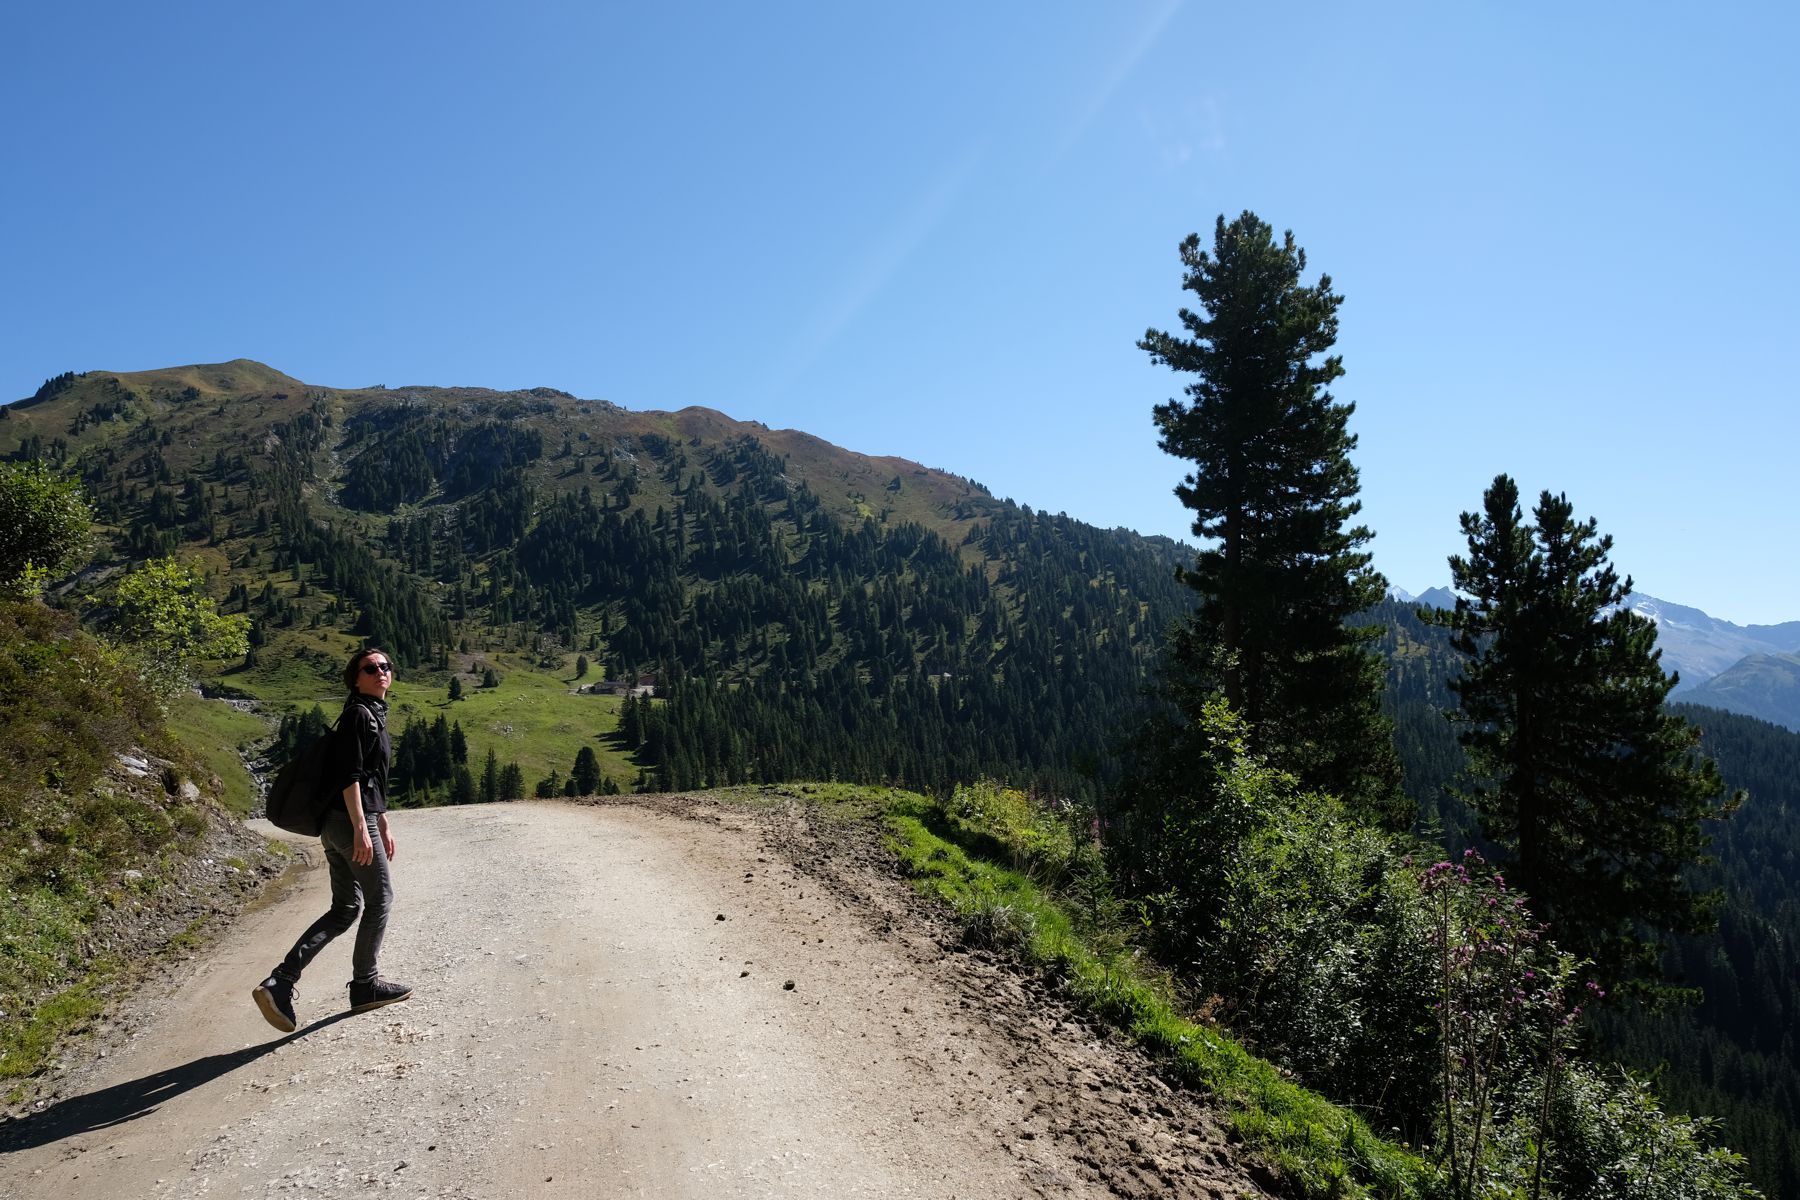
[1446, 474, 1739, 991]
[1140, 212, 1403, 825]
[572, 745, 601, 796]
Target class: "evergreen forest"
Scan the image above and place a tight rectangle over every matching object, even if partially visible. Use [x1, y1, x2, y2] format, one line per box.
[5, 361, 1192, 807]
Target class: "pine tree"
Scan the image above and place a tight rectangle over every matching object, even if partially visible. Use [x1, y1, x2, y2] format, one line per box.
[1140, 211, 1402, 825]
[572, 745, 600, 796]
[428, 715, 453, 783]
[620, 693, 642, 749]
[480, 748, 499, 804]
[1444, 474, 1740, 991]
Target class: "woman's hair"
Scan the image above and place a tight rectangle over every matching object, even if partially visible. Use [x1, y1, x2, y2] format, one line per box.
[342, 646, 391, 693]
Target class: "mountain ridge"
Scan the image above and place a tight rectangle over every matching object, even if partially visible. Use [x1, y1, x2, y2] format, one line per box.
[1678, 651, 1800, 731]
[1402, 582, 1800, 693]
[7, 360, 1038, 558]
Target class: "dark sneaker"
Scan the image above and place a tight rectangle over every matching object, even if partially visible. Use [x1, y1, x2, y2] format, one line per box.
[252, 976, 298, 1033]
[348, 977, 413, 1014]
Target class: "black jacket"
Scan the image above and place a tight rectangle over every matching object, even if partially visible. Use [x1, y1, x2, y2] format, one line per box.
[330, 694, 391, 814]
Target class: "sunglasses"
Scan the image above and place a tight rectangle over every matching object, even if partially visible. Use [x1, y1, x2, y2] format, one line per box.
[361, 661, 394, 676]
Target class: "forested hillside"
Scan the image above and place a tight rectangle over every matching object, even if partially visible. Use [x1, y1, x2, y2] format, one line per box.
[4, 360, 1190, 801]
[1378, 599, 1800, 1199]
[1681, 652, 1800, 731]
[1609, 704, 1800, 1200]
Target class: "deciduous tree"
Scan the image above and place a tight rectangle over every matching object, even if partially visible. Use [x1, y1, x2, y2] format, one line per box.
[0, 461, 94, 599]
[105, 556, 249, 696]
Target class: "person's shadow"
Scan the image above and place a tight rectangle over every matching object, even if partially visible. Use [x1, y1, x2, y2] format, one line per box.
[0, 1012, 354, 1155]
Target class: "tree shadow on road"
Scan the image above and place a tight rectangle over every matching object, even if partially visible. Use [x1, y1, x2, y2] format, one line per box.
[0, 1012, 355, 1155]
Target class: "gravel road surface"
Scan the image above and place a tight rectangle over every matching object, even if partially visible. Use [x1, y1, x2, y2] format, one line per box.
[0, 798, 1266, 1199]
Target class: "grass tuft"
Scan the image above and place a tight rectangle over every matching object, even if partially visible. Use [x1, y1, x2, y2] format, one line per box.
[0, 974, 110, 1094]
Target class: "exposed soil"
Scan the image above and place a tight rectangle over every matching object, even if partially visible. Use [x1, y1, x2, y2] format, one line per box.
[0, 796, 1270, 1199]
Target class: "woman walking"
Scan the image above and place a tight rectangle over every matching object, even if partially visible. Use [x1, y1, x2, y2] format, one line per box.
[253, 647, 413, 1032]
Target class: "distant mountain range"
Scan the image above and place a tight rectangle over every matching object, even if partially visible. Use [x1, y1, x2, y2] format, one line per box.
[1617, 594, 1800, 690]
[1393, 585, 1800, 731]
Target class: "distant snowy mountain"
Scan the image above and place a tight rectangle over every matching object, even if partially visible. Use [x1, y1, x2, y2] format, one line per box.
[1393, 588, 1800, 692]
[1618, 595, 1800, 691]
[1386, 584, 1417, 604]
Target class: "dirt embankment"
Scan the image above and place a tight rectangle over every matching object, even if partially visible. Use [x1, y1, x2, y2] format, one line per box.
[0, 797, 1269, 1199]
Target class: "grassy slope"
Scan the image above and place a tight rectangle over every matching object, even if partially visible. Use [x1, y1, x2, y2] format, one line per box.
[0, 602, 282, 1092]
[214, 643, 639, 797]
[391, 652, 634, 793]
[724, 783, 1430, 1200]
[165, 693, 267, 816]
[1683, 652, 1800, 730]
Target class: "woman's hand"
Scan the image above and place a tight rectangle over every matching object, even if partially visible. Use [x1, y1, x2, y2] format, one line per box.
[345, 783, 373, 865]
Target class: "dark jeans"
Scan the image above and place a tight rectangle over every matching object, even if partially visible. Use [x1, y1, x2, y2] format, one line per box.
[272, 808, 393, 987]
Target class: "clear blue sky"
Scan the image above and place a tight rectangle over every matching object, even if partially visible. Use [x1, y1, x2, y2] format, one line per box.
[5, 3, 1796, 622]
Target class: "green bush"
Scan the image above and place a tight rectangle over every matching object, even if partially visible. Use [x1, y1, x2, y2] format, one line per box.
[885, 790, 1431, 1199]
[103, 556, 250, 698]
[0, 602, 163, 834]
[1109, 699, 1439, 1132]
[0, 600, 214, 1079]
[1100, 697, 1761, 1196]
[943, 779, 1080, 878]
[0, 461, 93, 600]
[1481, 1062, 1761, 1199]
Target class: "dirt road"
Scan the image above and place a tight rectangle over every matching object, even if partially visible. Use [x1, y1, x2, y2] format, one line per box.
[0, 798, 1266, 1199]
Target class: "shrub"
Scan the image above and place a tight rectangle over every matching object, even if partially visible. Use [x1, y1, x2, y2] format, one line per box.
[959, 880, 1039, 948]
[0, 602, 163, 835]
[0, 461, 93, 599]
[1422, 853, 1759, 1199]
[944, 779, 1078, 878]
[1524, 1062, 1761, 1199]
[1107, 699, 1439, 1130]
[103, 556, 250, 697]
[1422, 852, 1583, 1197]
